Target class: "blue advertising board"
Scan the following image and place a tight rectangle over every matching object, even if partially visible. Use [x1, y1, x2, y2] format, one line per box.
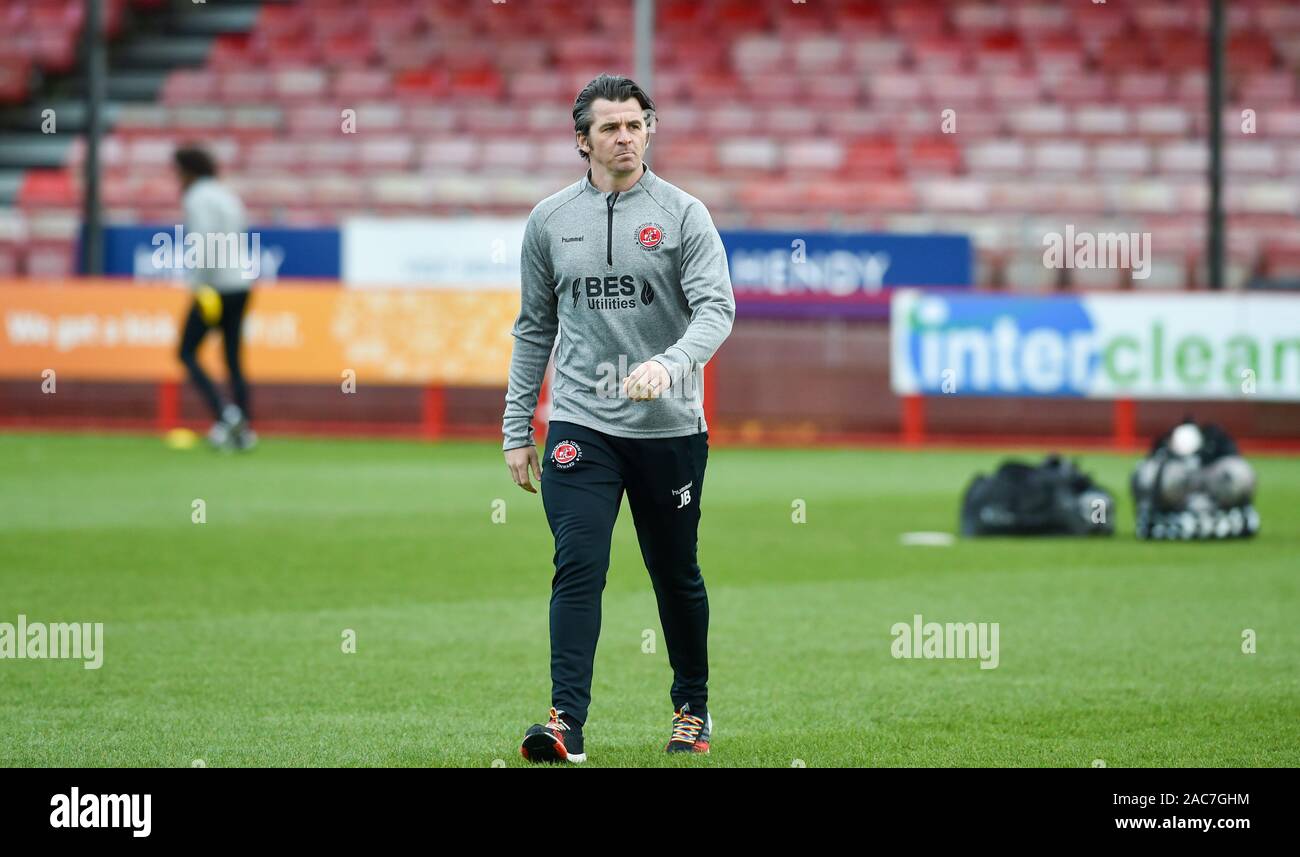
[96, 225, 341, 281]
[720, 230, 972, 320]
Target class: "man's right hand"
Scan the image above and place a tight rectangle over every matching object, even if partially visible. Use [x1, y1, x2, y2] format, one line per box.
[505, 445, 542, 493]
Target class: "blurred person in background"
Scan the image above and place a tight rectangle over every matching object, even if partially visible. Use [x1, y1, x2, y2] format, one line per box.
[173, 145, 257, 451]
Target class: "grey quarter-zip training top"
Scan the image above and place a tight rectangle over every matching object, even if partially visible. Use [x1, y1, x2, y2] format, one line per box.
[502, 164, 736, 450]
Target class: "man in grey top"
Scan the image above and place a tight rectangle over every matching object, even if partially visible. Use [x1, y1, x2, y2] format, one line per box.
[505, 74, 734, 764]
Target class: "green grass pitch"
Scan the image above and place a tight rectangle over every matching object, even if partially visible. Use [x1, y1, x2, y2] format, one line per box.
[1, 431, 1296, 767]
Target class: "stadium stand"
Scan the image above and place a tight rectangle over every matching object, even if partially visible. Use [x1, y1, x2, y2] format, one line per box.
[3, 0, 1300, 289]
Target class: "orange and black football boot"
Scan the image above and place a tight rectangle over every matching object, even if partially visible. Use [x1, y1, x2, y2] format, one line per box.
[521, 707, 586, 764]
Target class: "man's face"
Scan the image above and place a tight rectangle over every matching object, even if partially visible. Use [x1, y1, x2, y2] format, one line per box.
[578, 97, 649, 175]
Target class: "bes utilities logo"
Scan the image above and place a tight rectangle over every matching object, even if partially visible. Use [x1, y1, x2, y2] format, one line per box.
[890, 290, 1300, 401]
[570, 275, 655, 311]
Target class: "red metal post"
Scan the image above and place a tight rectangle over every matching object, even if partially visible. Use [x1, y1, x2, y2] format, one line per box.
[422, 384, 445, 440]
[1113, 397, 1137, 450]
[157, 380, 179, 430]
[901, 393, 925, 446]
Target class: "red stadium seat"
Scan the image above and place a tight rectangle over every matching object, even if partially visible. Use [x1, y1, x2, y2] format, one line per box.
[1115, 72, 1172, 104]
[0, 58, 31, 103]
[986, 72, 1044, 104]
[905, 138, 963, 175]
[849, 37, 906, 70]
[1008, 105, 1069, 137]
[1136, 105, 1193, 137]
[19, 171, 76, 208]
[421, 138, 479, 171]
[792, 36, 847, 74]
[922, 72, 984, 106]
[967, 140, 1027, 174]
[702, 106, 760, 135]
[1032, 140, 1089, 175]
[739, 74, 804, 106]
[1154, 30, 1206, 71]
[912, 36, 969, 72]
[652, 140, 717, 174]
[715, 138, 780, 173]
[1031, 34, 1086, 73]
[842, 138, 900, 177]
[890, 4, 948, 37]
[1226, 141, 1281, 175]
[26, 239, 77, 277]
[760, 106, 820, 139]
[915, 177, 988, 212]
[274, 68, 329, 102]
[1094, 141, 1153, 175]
[784, 140, 845, 174]
[319, 32, 376, 67]
[1227, 32, 1276, 72]
[732, 37, 787, 75]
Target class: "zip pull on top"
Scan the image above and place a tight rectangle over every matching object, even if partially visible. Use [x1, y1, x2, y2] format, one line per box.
[606, 191, 619, 267]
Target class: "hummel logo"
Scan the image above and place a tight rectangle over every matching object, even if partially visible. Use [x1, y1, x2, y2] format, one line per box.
[561, 236, 584, 243]
[672, 481, 693, 508]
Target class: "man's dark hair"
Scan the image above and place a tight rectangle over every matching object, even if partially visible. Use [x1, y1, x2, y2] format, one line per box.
[173, 145, 217, 179]
[572, 73, 655, 162]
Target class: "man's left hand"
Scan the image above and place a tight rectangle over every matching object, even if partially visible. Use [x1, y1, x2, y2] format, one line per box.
[624, 359, 671, 401]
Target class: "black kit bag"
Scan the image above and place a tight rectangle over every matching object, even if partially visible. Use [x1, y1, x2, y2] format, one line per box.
[960, 455, 1116, 537]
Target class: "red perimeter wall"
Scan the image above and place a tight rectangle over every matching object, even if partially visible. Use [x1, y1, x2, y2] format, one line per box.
[2, 319, 1298, 449]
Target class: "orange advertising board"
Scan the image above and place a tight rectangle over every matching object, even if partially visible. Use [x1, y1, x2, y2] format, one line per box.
[0, 279, 519, 386]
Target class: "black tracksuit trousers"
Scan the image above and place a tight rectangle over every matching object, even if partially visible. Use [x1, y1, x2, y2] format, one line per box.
[178, 289, 252, 421]
[541, 420, 710, 726]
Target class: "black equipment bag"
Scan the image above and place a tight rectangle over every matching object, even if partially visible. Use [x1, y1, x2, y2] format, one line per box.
[960, 455, 1115, 537]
